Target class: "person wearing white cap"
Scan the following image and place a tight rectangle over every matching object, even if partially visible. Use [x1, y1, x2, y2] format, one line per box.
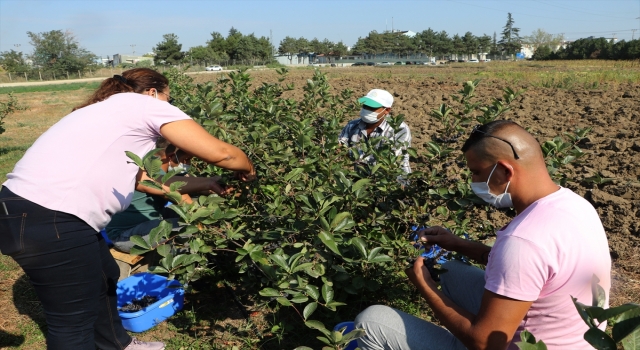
[338, 89, 412, 174]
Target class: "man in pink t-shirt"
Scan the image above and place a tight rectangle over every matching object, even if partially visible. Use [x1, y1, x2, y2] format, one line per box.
[355, 120, 611, 350]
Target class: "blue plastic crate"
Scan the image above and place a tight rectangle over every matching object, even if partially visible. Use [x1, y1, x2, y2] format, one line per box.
[116, 272, 184, 332]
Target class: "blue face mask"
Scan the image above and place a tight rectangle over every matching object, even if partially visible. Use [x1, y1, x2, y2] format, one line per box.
[470, 164, 513, 208]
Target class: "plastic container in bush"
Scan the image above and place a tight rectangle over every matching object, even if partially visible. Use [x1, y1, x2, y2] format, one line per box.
[116, 272, 184, 332]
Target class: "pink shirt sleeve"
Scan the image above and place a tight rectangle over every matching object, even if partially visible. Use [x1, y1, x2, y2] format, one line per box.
[485, 236, 550, 301]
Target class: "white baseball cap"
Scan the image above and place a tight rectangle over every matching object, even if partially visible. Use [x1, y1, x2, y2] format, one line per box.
[358, 89, 393, 108]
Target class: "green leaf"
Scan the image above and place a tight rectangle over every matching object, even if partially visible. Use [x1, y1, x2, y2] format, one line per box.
[367, 247, 383, 261]
[157, 244, 172, 258]
[351, 237, 368, 259]
[319, 217, 331, 231]
[148, 220, 172, 247]
[165, 191, 183, 205]
[594, 304, 640, 322]
[169, 181, 187, 192]
[125, 151, 143, 167]
[259, 288, 281, 297]
[321, 283, 334, 303]
[305, 320, 331, 337]
[139, 180, 163, 191]
[303, 302, 318, 320]
[352, 178, 371, 192]
[129, 246, 150, 256]
[584, 327, 616, 350]
[515, 330, 548, 350]
[612, 305, 640, 344]
[341, 328, 367, 344]
[147, 265, 169, 274]
[621, 326, 640, 350]
[276, 297, 292, 306]
[130, 235, 151, 250]
[285, 168, 305, 181]
[305, 284, 320, 300]
[269, 253, 290, 271]
[292, 262, 314, 273]
[318, 231, 341, 256]
[330, 212, 350, 229]
[369, 254, 393, 263]
[290, 293, 308, 303]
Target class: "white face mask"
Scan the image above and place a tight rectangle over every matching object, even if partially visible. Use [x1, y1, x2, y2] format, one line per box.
[168, 153, 191, 174]
[360, 108, 384, 124]
[470, 163, 513, 208]
[168, 163, 190, 175]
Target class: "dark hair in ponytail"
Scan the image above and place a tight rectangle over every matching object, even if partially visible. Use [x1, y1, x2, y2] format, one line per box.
[73, 68, 169, 111]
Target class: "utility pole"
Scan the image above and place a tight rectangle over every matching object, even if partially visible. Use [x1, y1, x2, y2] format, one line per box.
[633, 29, 637, 41]
[130, 44, 136, 56]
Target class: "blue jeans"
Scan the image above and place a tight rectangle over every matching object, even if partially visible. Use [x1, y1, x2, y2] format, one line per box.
[0, 186, 132, 349]
[355, 260, 486, 350]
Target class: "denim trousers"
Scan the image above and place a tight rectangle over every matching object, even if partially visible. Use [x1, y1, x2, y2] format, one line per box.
[355, 260, 486, 350]
[0, 186, 132, 349]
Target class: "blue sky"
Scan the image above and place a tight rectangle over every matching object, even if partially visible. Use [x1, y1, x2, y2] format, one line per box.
[1, 0, 639, 58]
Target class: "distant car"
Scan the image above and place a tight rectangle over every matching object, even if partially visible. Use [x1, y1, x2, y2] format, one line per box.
[484, 58, 491, 62]
[394, 61, 405, 65]
[352, 62, 366, 66]
[468, 59, 479, 63]
[366, 62, 376, 66]
[379, 61, 393, 66]
[205, 65, 223, 71]
[405, 61, 413, 65]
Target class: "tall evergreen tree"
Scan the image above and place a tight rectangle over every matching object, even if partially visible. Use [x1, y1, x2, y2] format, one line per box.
[499, 13, 521, 59]
[154, 33, 184, 65]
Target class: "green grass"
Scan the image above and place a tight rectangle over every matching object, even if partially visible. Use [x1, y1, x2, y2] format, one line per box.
[0, 82, 101, 95]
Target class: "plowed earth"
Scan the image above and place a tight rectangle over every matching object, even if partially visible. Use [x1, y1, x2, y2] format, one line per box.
[194, 65, 640, 307]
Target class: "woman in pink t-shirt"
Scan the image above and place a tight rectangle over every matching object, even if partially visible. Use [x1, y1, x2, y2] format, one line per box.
[0, 68, 255, 350]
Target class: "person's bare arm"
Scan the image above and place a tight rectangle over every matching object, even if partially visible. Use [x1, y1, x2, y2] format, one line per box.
[418, 226, 492, 265]
[159, 120, 255, 179]
[135, 169, 193, 204]
[407, 258, 532, 350]
[135, 169, 226, 196]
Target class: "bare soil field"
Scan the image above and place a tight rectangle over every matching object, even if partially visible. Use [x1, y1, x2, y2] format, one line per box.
[197, 64, 640, 308]
[1, 63, 638, 348]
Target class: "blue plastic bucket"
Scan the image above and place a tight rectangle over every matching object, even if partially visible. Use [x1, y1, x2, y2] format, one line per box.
[116, 273, 184, 332]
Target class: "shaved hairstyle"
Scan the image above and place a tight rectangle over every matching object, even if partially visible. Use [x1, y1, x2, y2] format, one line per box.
[462, 120, 544, 165]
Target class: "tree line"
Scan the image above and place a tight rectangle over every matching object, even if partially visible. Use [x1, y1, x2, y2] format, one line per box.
[533, 36, 640, 60]
[1, 13, 640, 80]
[156, 28, 273, 67]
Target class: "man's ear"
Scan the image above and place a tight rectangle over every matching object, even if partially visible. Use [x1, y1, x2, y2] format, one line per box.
[497, 160, 514, 182]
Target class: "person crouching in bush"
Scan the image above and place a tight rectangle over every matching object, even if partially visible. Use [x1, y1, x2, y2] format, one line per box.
[106, 137, 229, 253]
[338, 89, 412, 175]
[354, 120, 611, 350]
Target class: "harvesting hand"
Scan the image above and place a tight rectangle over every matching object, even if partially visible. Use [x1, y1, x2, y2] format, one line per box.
[234, 169, 257, 182]
[416, 226, 461, 251]
[406, 256, 437, 288]
[207, 176, 229, 195]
